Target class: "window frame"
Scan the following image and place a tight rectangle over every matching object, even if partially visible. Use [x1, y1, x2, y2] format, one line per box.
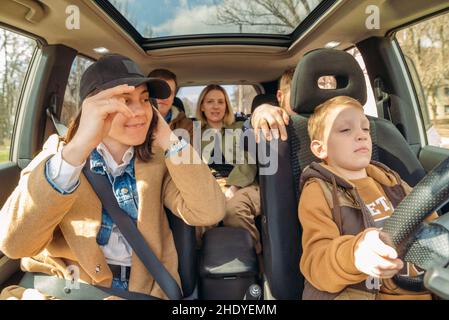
[93, 0, 339, 51]
[0, 25, 41, 261]
[391, 9, 449, 149]
[0, 24, 41, 165]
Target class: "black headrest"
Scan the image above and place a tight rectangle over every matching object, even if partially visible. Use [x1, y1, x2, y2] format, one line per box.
[291, 48, 367, 115]
[251, 93, 279, 113]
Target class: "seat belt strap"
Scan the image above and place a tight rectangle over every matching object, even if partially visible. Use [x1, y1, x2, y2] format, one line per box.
[46, 108, 68, 137]
[82, 164, 183, 300]
[46, 93, 68, 137]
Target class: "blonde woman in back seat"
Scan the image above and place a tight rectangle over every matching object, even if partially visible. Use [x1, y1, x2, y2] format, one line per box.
[195, 84, 262, 254]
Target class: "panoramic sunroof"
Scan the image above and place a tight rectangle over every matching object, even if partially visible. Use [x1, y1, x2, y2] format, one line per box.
[105, 0, 326, 38]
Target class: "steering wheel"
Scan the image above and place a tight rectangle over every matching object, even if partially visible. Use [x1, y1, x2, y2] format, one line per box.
[382, 156, 449, 294]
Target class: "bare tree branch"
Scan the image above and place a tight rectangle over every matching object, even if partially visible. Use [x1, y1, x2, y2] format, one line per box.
[397, 13, 449, 133]
[214, 0, 315, 33]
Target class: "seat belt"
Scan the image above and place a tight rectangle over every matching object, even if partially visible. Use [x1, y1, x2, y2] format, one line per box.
[46, 93, 68, 137]
[82, 163, 183, 300]
[374, 78, 392, 121]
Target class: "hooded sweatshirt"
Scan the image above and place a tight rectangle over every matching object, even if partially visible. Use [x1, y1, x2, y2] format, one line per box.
[298, 161, 436, 300]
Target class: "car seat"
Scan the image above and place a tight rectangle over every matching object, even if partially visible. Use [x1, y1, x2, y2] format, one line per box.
[259, 48, 426, 299]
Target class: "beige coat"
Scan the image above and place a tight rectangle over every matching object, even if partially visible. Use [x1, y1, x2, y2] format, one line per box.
[0, 134, 225, 300]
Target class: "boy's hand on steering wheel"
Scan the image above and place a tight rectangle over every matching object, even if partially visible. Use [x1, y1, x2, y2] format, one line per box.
[354, 229, 404, 279]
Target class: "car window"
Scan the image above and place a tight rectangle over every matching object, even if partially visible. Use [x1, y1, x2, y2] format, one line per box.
[60, 56, 93, 127]
[396, 12, 449, 149]
[177, 85, 259, 118]
[107, 0, 326, 38]
[0, 28, 37, 164]
[346, 47, 378, 118]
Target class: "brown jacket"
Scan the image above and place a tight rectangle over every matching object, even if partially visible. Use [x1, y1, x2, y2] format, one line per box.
[0, 134, 225, 300]
[169, 107, 193, 142]
[298, 161, 435, 300]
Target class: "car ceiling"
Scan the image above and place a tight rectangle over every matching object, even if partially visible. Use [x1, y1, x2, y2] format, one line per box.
[0, 0, 447, 86]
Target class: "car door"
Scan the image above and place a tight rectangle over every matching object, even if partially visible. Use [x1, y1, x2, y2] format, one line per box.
[0, 22, 80, 289]
[0, 25, 39, 287]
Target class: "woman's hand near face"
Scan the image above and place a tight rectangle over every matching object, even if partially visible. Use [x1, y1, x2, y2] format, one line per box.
[62, 85, 136, 166]
[152, 107, 178, 151]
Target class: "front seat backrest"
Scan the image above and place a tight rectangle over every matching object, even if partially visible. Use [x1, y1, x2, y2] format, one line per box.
[260, 48, 370, 299]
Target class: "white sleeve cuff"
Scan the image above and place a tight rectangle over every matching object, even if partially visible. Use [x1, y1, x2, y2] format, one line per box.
[47, 148, 85, 193]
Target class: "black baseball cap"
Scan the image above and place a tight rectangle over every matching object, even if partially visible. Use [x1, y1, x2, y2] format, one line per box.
[80, 54, 171, 101]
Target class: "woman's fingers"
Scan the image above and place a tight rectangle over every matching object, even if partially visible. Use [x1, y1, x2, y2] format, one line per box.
[95, 98, 135, 119]
[83, 85, 136, 119]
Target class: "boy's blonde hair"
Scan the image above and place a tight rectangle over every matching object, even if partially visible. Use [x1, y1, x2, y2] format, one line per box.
[196, 84, 235, 126]
[308, 96, 364, 141]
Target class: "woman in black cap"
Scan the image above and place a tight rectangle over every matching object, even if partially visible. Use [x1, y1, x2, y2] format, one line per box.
[0, 54, 225, 300]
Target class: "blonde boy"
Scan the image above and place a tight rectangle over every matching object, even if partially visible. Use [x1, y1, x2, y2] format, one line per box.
[298, 96, 435, 300]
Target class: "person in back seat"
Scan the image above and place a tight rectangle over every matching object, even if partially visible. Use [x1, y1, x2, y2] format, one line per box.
[196, 84, 262, 254]
[298, 96, 437, 300]
[0, 54, 225, 300]
[247, 68, 294, 144]
[148, 69, 193, 141]
[276, 68, 296, 116]
[250, 68, 296, 126]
